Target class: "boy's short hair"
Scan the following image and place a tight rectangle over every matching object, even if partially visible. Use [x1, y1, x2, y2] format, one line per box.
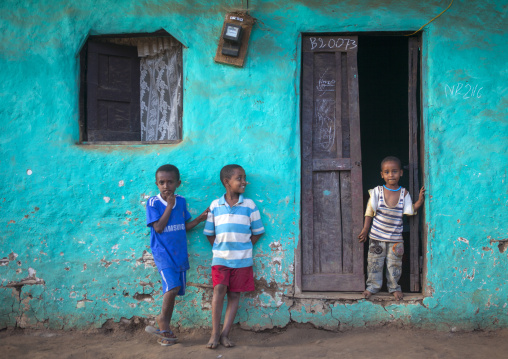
[380, 156, 402, 170]
[156, 164, 180, 181]
[220, 164, 243, 186]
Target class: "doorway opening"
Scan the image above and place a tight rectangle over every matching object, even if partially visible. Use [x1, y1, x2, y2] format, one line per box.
[297, 33, 422, 295]
[358, 35, 422, 293]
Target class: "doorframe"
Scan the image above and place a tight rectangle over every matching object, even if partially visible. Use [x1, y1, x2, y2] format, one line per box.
[294, 31, 428, 298]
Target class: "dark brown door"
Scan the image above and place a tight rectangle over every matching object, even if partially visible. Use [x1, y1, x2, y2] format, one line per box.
[408, 36, 421, 292]
[301, 36, 364, 291]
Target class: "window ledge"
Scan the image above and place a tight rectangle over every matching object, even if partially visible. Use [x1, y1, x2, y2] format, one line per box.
[79, 140, 182, 146]
[289, 291, 424, 302]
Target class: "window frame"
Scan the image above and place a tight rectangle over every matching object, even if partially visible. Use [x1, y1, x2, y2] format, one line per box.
[78, 30, 183, 145]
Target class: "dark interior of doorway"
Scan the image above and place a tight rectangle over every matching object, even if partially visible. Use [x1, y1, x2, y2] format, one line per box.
[358, 35, 420, 293]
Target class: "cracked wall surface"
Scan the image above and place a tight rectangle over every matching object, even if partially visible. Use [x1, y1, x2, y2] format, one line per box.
[1, 0, 507, 331]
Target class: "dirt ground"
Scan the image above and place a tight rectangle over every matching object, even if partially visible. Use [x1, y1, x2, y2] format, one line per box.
[1, 324, 507, 359]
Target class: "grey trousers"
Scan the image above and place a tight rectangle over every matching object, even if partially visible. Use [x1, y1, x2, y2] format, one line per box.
[366, 240, 404, 293]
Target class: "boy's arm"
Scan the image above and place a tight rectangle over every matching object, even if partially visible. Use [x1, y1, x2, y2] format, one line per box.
[358, 200, 374, 243]
[358, 216, 373, 243]
[185, 208, 209, 231]
[206, 235, 216, 246]
[251, 233, 263, 245]
[203, 206, 216, 245]
[151, 194, 176, 233]
[413, 186, 426, 212]
[249, 202, 265, 246]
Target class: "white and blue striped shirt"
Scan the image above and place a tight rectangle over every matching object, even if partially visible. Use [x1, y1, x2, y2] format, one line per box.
[204, 194, 265, 268]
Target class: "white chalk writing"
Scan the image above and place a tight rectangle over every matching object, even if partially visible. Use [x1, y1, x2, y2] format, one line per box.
[445, 83, 483, 99]
[309, 37, 357, 51]
[316, 68, 336, 93]
[315, 67, 336, 151]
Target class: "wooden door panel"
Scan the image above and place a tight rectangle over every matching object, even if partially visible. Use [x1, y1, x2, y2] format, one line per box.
[408, 37, 421, 292]
[303, 274, 364, 292]
[312, 158, 351, 171]
[312, 52, 338, 158]
[301, 35, 364, 292]
[312, 171, 343, 274]
[340, 171, 354, 274]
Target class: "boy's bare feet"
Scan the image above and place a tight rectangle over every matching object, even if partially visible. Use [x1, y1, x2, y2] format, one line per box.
[206, 333, 220, 349]
[220, 335, 235, 348]
[362, 290, 373, 299]
[393, 291, 403, 300]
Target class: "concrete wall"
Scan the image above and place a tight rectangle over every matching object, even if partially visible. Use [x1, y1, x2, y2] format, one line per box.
[1, 0, 506, 330]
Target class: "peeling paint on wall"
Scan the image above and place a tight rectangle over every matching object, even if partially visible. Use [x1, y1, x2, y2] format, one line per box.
[4, 268, 45, 289]
[490, 238, 508, 253]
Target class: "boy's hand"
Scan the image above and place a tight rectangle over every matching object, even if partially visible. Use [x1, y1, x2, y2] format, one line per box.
[419, 186, 425, 199]
[358, 228, 369, 243]
[185, 207, 210, 231]
[416, 186, 425, 205]
[164, 193, 176, 208]
[414, 186, 425, 211]
[197, 208, 210, 223]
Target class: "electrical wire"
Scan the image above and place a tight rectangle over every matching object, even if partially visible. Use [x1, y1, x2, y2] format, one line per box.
[405, 0, 454, 36]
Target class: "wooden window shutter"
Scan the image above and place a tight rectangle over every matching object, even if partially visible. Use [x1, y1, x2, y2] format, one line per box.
[301, 36, 364, 291]
[86, 42, 140, 141]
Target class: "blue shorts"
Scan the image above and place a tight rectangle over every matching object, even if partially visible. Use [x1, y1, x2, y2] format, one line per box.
[160, 268, 186, 296]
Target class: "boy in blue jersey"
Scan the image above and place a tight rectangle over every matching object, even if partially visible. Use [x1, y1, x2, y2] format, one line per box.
[204, 164, 265, 349]
[145, 164, 209, 346]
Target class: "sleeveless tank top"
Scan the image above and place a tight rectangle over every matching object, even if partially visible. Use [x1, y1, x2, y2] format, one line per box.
[369, 186, 405, 242]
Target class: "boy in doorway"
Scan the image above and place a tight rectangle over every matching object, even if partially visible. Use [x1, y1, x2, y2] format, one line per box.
[358, 156, 425, 301]
[204, 164, 265, 349]
[145, 164, 209, 346]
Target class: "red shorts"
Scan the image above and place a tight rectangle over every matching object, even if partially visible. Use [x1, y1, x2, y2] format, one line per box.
[212, 265, 255, 292]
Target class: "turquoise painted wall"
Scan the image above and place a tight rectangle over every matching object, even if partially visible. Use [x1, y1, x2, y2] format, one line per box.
[1, 0, 506, 330]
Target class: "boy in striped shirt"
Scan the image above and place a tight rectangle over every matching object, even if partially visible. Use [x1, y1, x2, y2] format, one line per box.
[204, 164, 265, 349]
[358, 156, 425, 301]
